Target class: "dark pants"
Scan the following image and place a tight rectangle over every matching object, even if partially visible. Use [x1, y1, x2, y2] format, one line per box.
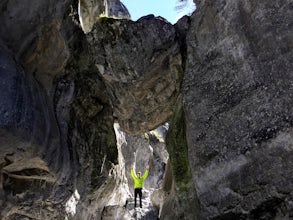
[134, 188, 142, 208]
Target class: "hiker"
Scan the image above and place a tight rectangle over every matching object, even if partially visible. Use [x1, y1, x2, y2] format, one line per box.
[130, 164, 149, 208]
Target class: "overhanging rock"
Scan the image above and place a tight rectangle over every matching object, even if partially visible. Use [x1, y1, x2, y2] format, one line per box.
[87, 16, 183, 134]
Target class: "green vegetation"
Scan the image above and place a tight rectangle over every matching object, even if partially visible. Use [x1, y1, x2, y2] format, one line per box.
[176, 65, 185, 88]
[166, 99, 191, 191]
[166, 99, 200, 219]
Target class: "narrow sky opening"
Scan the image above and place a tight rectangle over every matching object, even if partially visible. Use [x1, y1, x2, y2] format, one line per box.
[120, 0, 195, 24]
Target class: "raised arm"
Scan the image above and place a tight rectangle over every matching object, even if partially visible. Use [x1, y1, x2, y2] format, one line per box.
[142, 165, 149, 180]
[131, 164, 136, 179]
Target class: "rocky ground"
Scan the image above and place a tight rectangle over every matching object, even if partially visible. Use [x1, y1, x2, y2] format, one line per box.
[127, 189, 158, 220]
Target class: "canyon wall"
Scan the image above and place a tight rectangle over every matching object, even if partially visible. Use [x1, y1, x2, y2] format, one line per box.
[183, 0, 293, 219]
[0, 0, 292, 219]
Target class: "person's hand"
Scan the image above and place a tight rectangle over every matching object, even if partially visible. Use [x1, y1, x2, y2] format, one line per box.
[146, 165, 150, 170]
[130, 164, 134, 169]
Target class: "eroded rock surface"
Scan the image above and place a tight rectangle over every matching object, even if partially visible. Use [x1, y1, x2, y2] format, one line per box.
[184, 0, 293, 219]
[0, 42, 67, 220]
[0, 0, 74, 93]
[87, 16, 183, 134]
[0, 0, 122, 219]
[0, 0, 175, 219]
[1, 0, 292, 219]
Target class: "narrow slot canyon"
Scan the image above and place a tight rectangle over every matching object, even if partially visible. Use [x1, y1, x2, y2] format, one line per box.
[0, 0, 292, 220]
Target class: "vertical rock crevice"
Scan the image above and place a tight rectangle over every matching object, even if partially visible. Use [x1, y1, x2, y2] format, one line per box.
[160, 100, 200, 220]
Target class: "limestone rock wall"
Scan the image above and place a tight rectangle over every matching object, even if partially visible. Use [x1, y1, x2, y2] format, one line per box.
[0, 46, 65, 219]
[184, 0, 293, 219]
[78, 0, 130, 34]
[0, 2, 75, 214]
[0, 0, 124, 219]
[0, 0, 292, 219]
[0, 0, 74, 93]
[0, 0, 178, 219]
[160, 100, 200, 220]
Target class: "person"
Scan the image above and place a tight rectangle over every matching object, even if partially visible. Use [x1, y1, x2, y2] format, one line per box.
[130, 164, 149, 208]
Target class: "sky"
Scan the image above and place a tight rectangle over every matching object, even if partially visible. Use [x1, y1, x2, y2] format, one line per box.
[120, 0, 196, 24]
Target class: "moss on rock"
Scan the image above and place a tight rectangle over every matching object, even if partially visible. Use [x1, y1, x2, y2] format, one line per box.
[165, 98, 200, 219]
[166, 98, 190, 191]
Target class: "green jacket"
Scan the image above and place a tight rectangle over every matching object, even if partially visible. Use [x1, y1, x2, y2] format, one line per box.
[131, 169, 149, 189]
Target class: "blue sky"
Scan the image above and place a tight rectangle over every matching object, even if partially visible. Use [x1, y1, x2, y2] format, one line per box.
[120, 0, 195, 24]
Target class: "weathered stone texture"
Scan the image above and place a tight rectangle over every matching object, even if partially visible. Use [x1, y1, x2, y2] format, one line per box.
[0, 0, 121, 219]
[184, 0, 293, 219]
[1, 0, 293, 219]
[160, 100, 200, 220]
[87, 16, 182, 134]
[0, 0, 74, 93]
[0, 44, 67, 220]
[105, 0, 130, 19]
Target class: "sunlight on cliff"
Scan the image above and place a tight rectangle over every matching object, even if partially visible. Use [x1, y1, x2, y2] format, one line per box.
[65, 189, 80, 218]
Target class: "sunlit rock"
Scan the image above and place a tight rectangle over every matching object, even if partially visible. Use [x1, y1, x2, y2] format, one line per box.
[65, 189, 80, 218]
[78, 0, 104, 33]
[104, 0, 131, 19]
[79, 0, 130, 34]
[87, 16, 182, 134]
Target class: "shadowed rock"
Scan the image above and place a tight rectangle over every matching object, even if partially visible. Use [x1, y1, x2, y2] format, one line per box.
[183, 0, 293, 219]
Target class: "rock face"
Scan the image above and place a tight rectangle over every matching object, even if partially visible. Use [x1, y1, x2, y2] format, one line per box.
[78, 0, 130, 34]
[0, 37, 69, 220]
[87, 16, 182, 134]
[0, 0, 174, 219]
[105, 0, 130, 19]
[160, 100, 200, 220]
[79, 0, 105, 33]
[0, 0, 292, 219]
[184, 0, 293, 219]
[0, 0, 123, 219]
[0, 0, 73, 93]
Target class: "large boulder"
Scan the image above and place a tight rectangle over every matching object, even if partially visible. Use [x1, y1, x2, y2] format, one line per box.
[87, 16, 183, 134]
[184, 0, 293, 219]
